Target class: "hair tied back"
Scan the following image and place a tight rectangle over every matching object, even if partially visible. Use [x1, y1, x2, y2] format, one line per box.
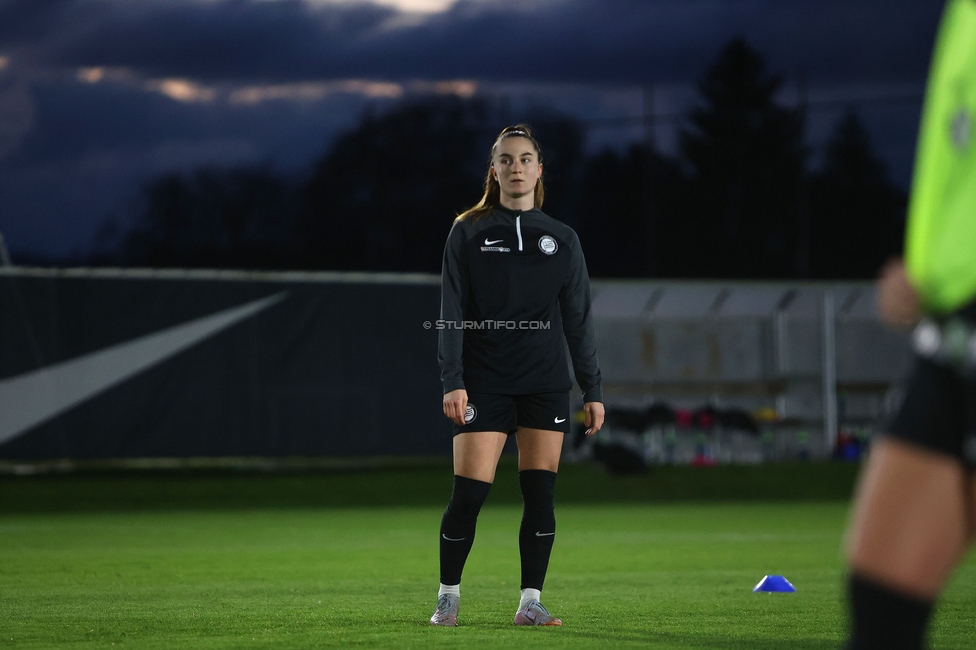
[456, 124, 545, 223]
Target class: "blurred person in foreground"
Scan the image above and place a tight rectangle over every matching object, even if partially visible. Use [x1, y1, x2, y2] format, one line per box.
[844, 1, 976, 648]
[430, 125, 604, 627]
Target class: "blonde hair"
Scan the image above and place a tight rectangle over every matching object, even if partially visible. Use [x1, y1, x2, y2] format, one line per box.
[456, 124, 545, 223]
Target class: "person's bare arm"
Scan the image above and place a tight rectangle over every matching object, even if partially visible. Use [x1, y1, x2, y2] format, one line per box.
[877, 258, 922, 329]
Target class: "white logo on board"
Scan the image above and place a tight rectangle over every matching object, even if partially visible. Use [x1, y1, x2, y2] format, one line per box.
[0, 293, 288, 447]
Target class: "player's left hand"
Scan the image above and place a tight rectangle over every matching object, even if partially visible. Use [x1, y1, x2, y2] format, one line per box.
[583, 401, 604, 436]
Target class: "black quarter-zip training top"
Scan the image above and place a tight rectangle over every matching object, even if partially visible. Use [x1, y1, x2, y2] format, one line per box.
[437, 205, 603, 403]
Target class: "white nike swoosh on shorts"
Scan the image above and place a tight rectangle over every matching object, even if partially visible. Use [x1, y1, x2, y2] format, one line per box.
[554, 417, 566, 423]
[535, 531, 555, 537]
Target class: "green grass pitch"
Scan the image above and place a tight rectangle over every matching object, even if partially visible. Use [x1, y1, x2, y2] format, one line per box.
[1, 466, 974, 648]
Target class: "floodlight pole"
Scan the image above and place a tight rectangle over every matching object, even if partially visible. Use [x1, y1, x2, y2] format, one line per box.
[0, 230, 12, 267]
[822, 286, 838, 455]
[642, 84, 656, 151]
[795, 70, 811, 278]
[642, 83, 657, 276]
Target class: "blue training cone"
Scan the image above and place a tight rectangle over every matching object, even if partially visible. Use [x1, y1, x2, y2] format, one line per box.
[752, 575, 796, 593]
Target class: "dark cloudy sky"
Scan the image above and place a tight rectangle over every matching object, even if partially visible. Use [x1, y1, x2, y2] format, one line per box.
[0, 0, 947, 260]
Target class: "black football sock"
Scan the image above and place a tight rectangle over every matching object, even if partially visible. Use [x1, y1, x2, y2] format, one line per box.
[847, 572, 934, 650]
[439, 475, 492, 586]
[518, 469, 557, 591]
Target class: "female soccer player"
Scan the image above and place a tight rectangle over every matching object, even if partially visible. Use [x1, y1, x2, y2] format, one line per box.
[844, 1, 976, 648]
[430, 124, 605, 627]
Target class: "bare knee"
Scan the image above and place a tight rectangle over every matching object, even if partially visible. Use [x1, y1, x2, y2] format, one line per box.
[453, 431, 509, 483]
[515, 427, 563, 472]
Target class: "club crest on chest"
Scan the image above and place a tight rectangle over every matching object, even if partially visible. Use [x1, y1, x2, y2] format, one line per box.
[538, 235, 558, 255]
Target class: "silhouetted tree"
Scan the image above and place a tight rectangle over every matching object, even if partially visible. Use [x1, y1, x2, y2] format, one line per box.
[298, 97, 586, 272]
[677, 38, 806, 279]
[89, 216, 125, 266]
[577, 145, 686, 278]
[809, 111, 906, 278]
[113, 47, 907, 280]
[123, 167, 296, 268]
[298, 99, 488, 272]
[526, 109, 588, 231]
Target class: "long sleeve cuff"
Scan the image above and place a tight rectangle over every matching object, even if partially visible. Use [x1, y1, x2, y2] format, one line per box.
[443, 377, 466, 394]
[582, 385, 603, 404]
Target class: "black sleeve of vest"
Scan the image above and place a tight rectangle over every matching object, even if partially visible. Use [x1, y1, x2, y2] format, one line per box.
[558, 232, 603, 403]
[438, 220, 468, 394]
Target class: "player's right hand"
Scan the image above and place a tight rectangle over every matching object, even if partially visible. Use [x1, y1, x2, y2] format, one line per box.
[583, 401, 605, 436]
[876, 258, 921, 329]
[443, 389, 468, 426]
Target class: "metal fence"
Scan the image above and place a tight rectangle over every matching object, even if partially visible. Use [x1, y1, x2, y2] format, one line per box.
[590, 280, 913, 460]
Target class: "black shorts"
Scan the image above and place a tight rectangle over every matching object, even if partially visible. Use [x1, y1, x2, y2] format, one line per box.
[886, 355, 976, 468]
[454, 392, 571, 436]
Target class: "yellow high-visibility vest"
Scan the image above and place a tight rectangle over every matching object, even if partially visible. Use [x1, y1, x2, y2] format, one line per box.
[905, 0, 976, 314]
